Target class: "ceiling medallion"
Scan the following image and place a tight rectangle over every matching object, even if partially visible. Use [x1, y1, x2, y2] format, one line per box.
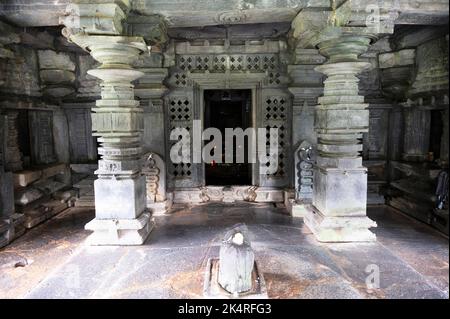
[215, 11, 248, 24]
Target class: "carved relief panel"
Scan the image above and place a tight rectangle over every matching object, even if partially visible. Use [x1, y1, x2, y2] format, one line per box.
[65, 107, 97, 163]
[28, 111, 56, 165]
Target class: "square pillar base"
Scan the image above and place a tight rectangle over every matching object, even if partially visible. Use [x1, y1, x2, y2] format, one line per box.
[305, 206, 377, 242]
[94, 176, 146, 219]
[85, 211, 154, 245]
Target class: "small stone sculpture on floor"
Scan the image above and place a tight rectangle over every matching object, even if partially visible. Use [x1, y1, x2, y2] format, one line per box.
[218, 224, 255, 294]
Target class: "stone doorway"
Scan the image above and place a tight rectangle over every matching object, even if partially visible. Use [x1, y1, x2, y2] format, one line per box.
[204, 89, 252, 186]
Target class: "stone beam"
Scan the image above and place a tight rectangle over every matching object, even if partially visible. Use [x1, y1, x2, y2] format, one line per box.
[391, 25, 449, 50]
[127, 14, 169, 47]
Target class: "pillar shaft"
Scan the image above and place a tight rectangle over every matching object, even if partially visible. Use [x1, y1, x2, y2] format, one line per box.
[305, 35, 377, 242]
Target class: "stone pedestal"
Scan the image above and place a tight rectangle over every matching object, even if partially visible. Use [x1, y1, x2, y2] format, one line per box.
[69, 34, 152, 245]
[305, 34, 377, 242]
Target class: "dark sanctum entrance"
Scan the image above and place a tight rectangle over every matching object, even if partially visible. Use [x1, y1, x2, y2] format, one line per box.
[204, 89, 252, 186]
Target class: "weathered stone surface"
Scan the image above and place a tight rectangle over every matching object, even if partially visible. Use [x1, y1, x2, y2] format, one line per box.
[23, 199, 68, 229]
[1, 45, 41, 96]
[63, 104, 97, 163]
[0, 172, 15, 218]
[41, 163, 68, 180]
[85, 211, 154, 245]
[43, 86, 75, 98]
[13, 170, 42, 188]
[33, 179, 66, 195]
[392, 25, 449, 51]
[40, 70, 76, 83]
[28, 111, 57, 165]
[4, 111, 23, 172]
[409, 36, 449, 97]
[52, 109, 70, 164]
[402, 106, 431, 162]
[76, 54, 101, 98]
[94, 176, 146, 220]
[378, 49, 415, 69]
[15, 188, 44, 206]
[305, 208, 377, 242]
[60, 1, 128, 36]
[218, 224, 255, 294]
[37, 50, 75, 71]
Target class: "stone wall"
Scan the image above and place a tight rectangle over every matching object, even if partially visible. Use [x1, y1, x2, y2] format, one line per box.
[379, 27, 449, 235]
[0, 22, 81, 247]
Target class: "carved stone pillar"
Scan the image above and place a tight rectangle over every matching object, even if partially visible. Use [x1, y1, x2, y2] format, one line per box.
[305, 34, 377, 242]
[61, 1, 153, 245]
[71, 34, 152, 245]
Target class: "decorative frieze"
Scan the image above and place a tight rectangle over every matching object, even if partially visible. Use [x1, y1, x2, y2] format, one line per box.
[176, 54, 279, 73]
[172, 186, 282, 204]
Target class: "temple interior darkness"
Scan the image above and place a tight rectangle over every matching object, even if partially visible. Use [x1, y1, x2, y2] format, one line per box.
[0, 0, 449, 299]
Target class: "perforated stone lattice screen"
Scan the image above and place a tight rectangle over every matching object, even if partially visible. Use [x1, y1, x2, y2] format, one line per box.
[264, 97, 288, 177]
[176, 54, 279, 73]
[168, 97, 193, 179]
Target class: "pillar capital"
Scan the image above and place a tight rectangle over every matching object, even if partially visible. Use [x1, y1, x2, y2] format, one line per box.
[59, 0, 131, 36]
[290, 0, 398, 50]
[68, 34, 148, 82]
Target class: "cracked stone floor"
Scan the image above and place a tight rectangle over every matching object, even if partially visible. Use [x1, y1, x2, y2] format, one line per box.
[0, 203, 448, 299]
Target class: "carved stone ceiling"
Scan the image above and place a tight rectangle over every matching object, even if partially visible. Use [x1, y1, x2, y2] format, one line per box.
[133, 0, 306, 28]
[0, 0, 448, 28]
